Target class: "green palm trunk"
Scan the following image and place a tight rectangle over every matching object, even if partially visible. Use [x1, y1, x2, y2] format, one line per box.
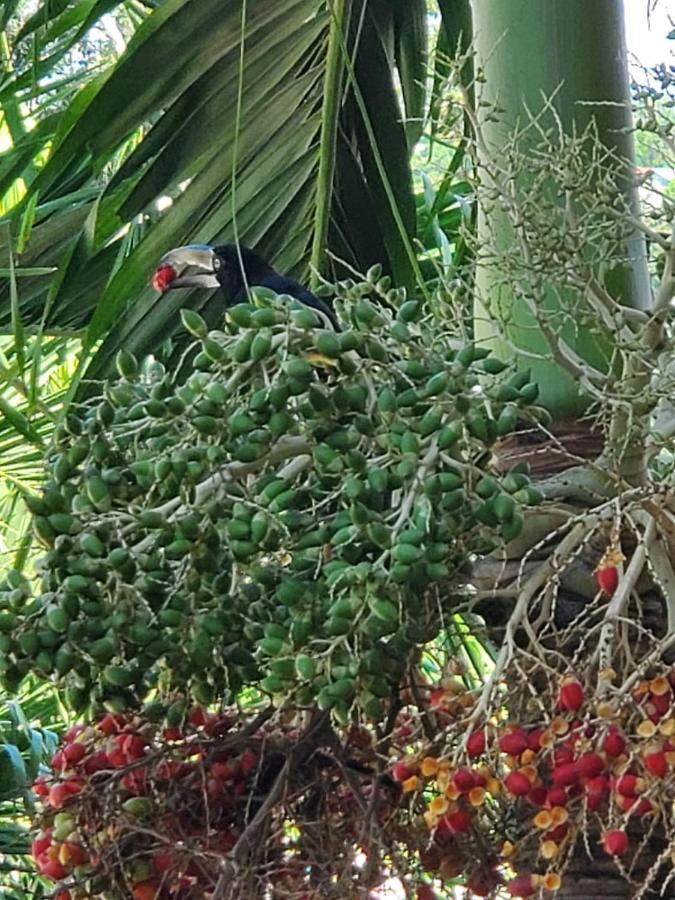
[472, 0, 651, 417]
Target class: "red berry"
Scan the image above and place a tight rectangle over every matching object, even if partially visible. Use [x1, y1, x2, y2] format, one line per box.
[632, 797, 654, 816]
[39, 857, 67, 880]
[63, 724, 85, 743]
[546, 823, 569, 842]
[643, 749, 667, 778]
[50, 751, 66, 772]
[507, 873, 537, 897]
[106, 747, 127, 768]
[585, 775, 609, 810]
[650, 692, 672, 714]
[527, 785, 547, 806]
[446, 807, 472, 833]
[551, 762, 579, 787]
[97, 713, 125, 735]
[577, 753, 605, 778]
[615, 773, 638, 797]
[48, 783, 69, 809]
[603, 829, 628, 856]
[429, 688, 446, 709]
[31, 832, 52, 860]
[211, 760, 237, 782]
[595, 565, 619, 596]
[552, 745, 575, 766]
[467, 730, 486, 758]
[33, 774, 50, 798]
[121, 769, 148, 795]
[499, 728, 529, 755]
[83, 750, 109, 774]
[453, 768, 476, 793]
[61, 842, 87, 867]
[558, 678, 584, 712]
[240, 749, 259, 775]
[546, 786, 568, 807]
[152, 851, 173, 874]
[62, 742, 86, 766]
[152, 264, 177, 293]
[122, 734, 147, 760]
[504, 771, 531, 796]
[188, 707, 208, 728]
[392, 761, 416, 783]
[603, 727, 626, 758]
[132, 882, 160, 900]
[527, 728, 545, 752]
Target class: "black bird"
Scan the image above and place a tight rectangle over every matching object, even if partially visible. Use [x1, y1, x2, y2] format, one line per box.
[152, 243, 339, 330]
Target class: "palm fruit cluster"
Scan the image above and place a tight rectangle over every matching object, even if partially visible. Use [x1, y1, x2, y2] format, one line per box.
[30, 707, 405, 900]
[388, 665, 675, 898]
[4, 275, 542, 715]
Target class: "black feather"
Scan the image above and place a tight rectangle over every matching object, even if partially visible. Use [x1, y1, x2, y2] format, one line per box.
[213, 244, 339, 330]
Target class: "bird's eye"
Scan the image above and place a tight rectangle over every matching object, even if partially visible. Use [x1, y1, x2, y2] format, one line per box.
[213, 256, 221, 271]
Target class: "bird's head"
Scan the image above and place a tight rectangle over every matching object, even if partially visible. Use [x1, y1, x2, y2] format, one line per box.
[152, 243, 273, 303]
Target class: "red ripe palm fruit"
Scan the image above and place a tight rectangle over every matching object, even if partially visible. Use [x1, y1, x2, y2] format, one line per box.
[576, 753, 605, 779]
[467, 730, 486, 758]
[132, 882, 160, 900]
[595, 565, 619, 597]
[551, 762, 579, 787]
[558, 677, 584, 712]
[585, 775, 609, 811]
[446, 807, 473, 834]
[62, 742, 86, 766]
[603, 727, 626, 758]
[39, 857, 67, 881]
[603, 829, 628, 856]
[391, 761, 416, 783]
[615, 773, 639, 797]
[499, 728, 529, 755]
[546, 786, 568, 807]
[504, 771, 531, 796]
[507, 873, 537, 897]
[31, 832, 52, 860]
[453, 768, 476, 793]
[643, 749, 667, 779]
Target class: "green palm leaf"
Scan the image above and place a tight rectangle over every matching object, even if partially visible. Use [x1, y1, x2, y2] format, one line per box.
[0, 0, 467, 384]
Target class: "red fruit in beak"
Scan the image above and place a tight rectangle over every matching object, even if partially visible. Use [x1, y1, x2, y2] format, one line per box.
[152, 264, 177, 292]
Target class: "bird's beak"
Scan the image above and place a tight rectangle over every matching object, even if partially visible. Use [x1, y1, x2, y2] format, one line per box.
[152, 244, 219, 292]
